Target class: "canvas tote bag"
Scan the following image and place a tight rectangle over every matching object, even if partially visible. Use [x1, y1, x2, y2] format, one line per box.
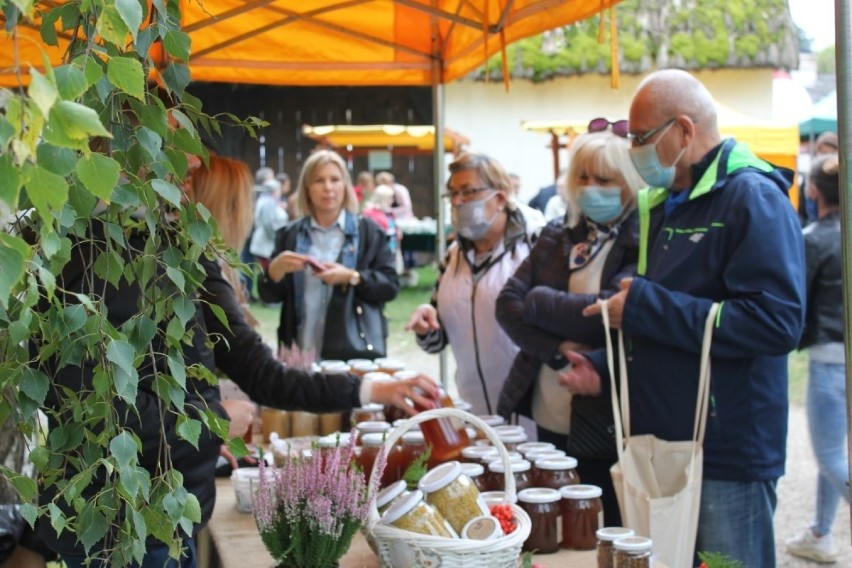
[602, 301, 719, 568]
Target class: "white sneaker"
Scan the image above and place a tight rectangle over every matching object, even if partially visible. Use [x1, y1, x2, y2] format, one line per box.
[786, 529, 838, 563]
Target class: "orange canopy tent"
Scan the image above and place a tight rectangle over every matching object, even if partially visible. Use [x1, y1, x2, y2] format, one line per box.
[303, 124, 470, 155]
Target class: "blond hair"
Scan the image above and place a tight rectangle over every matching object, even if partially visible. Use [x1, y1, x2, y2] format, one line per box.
[295, 150, 358, 218]
[191, 155, 254, 251]
[565, 131, 644, 227]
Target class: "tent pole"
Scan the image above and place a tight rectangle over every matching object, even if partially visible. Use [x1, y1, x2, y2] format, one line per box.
[836, 0, 852, 539]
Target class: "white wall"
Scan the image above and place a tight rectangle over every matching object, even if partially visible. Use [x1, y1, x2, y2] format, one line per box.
[444, 69, 776, 202]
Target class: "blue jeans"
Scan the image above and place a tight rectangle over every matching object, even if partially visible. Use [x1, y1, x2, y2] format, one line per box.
[806, 359, 850, 536]
[62, 538, 197, 568]
[696, 478, 777, 568]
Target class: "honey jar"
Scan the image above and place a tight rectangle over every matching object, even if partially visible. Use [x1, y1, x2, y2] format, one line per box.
[517, 487, 562, 553]
[560, 484, 603, 550]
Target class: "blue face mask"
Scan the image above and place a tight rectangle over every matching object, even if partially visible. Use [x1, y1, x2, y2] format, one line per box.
[576, 186, 625, 224]
[628, 122, 685, 188]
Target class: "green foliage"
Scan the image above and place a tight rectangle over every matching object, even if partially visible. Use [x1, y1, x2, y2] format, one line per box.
[698, 550, 747, 568]
[0, 0, 258, 564]
[817, 45, 836, 74]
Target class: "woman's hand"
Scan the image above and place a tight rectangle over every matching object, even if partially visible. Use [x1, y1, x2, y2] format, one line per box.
[314, 262, 356, 286]
[267, 251, 311, 282]
[221, 399, 257, 438]
[370, 374, 441, 416]
[405, 304, 440, 335]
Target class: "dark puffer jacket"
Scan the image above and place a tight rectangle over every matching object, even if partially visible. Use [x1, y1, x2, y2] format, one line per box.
[799, 210, 843, 348]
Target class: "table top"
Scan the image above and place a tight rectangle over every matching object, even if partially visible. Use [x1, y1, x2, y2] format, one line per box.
[207, 478, 641, 568]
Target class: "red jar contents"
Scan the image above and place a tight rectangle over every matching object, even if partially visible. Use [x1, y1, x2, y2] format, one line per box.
[560, 484, 603, 550]
[351, 403, 385, 425]
[486, 459, 532, 492]
[413, 389, 469, 465]
[534, 456, 580, 489]
[356, 432, 385, 483]
[517, 487, 562, 553]
[399, 431, 427, 477]
[460, 462, 487, 492]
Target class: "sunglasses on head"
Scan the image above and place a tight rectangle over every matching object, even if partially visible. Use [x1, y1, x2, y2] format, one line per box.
[587, 117, 629, 138]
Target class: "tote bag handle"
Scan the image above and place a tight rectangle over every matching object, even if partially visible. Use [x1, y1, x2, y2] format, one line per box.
[602, 301, 720, 462]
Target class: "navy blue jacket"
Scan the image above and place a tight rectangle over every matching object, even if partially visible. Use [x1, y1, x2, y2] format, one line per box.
[591, 139, 806, 482]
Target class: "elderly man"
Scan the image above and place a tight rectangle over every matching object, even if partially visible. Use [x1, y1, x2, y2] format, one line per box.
[564, 69, 805, 567]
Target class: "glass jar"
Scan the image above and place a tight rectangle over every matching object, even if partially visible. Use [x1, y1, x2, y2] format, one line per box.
[492, 424, 525, 437]
[486, 459, 532, 492]
[413, 390, 469, 465]
[596, 527, 634, 568]
[460, 445, 494, 463]
[374, 358, 405, 376]
[290, 410, 319, 437]
[349, 360, 379, 377]
[534, 456, 580, 489]
[473, 414, 505, 440]
[319, 360, 351, 374]
[399, 430, 426, 472]
[480, 490, 506, 509]
[462, 515, 504, 540]
[355, 420, 391, 444]
[516, 441, 555, 457]
[613, 536, 652, 568]
[316, 432, 351, 467]
[375, 480, 408, 514]
[419, 461, 488, 535]
[351, 403, 386, 425]
[460, 462, 487, 492]
[356, 432, 386, 483]
[560, 484, 603, 550]
[497, 431, 529, 452]
[383, 437, 407, 486]
[517, 487, 562, 554]
[381, 489, 456, 537]
[260, 407, 290, 441]
[525, 449, 566, 463]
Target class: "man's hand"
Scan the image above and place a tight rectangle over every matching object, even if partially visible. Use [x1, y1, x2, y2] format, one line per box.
[221, 399, 257, 438]
[405, 304, 440, 335]
[558, 351, 602, 395]
[582, 278, 633, 329]
[370, 374, 440, 417]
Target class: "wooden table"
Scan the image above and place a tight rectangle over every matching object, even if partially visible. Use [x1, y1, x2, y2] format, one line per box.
[202, 478, 657, 568]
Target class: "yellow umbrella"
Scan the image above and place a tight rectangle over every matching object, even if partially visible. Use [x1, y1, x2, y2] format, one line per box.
[303, 124, 469, 154]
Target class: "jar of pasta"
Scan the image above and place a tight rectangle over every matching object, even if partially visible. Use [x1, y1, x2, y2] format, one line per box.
[419, 461, 488, 535]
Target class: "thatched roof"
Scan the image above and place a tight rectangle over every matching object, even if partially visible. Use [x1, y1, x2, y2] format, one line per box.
[475, 0, 799, 82]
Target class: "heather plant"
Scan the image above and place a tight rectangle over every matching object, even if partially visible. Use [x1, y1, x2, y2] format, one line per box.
[254, 436, 386, 567]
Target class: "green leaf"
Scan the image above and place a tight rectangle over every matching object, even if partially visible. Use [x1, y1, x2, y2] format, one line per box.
[92, 370, 110, 396]
[0, 116, 15, 147]
[29, 68, 58, 116]
[19, 367, 50, 406]
[46, 101, 111, 148]
[54, 64, 89, 100]
[113, 366, 139, 403]
[151, 179, 182, 206]
[96, 3, 131, 47]
[94, 249, 124, 288]
[115, 0, 144, 42]
[176, 417, 201, 449]
[208, 304, 229, 330]
[76, 153, 120, 200]
[129, 98, 168, 137]
[0, 154, 22, 209]
[161, 62, 190, 96]
[23, 163, 68, 220]
[29, 446, 50, 470]
[40, 6, 61, 46]
[165, 266, 185, 292]
[172, 297, 195, 328]
[163, 30, 191, 61]
[107, 56, 145, 100]
[59, 304, 87, 335]
[136, 126, 163, 161]
[107, 339, 135, 376]
[47, 503, 67, 535]
[79, 507, 108, 553]
[166, 317, 185, 343]
[187, 220, 212, 247]
[166, 353, 186, 388]
[110, 432, 138, 470]
[84, 55, 104, 87]
[172, 126, 203, 156]
[36, 143, 77, 176]
[20, 503, 37, 528]
[0, 233, 30, 307]
[9, 474, 37, 502]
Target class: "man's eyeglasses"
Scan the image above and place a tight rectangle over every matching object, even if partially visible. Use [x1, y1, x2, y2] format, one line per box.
[626, 118, 676, 146]
[588, 118, 629, 138]
[440, 187, 492, 201]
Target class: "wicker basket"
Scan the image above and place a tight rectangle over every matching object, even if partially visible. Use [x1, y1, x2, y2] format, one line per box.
[366, 408, 532, 568]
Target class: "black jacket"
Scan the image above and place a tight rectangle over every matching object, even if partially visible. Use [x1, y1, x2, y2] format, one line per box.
[257, 214, 399, 352]
[799, 210, 843, 348]
[35, 220, 363, 557]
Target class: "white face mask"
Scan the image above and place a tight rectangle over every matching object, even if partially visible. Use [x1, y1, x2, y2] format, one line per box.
[629, 122, 686, 188]
[451, 192, 498, 240]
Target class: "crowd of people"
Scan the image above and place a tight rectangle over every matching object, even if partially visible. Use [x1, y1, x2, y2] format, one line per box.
[3, 68, 844, 568]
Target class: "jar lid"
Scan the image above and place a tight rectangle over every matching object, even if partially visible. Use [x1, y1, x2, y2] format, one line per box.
[355, 421, 392, 434]
[352, 362, 380, 372]
[401, 431, 425, 443]
[374, 358, 405, 371]
[461, 446, 494, 460]
[516, 441, 555, 455]
[596, 527, 635, 542]
[476, 414, 506, 427]
[497, 432, 528, 444]
[381, 489, 424, 524]
[462, 515, 503, 540]
[231, 467, 261, 481]
[317, 432, 352, 448]
[356, 403, 384, 413]
[484, 451, 524, 464]
[418, 461, 462, 493]
[346, 358, 373, 367]
[464, 427, 477, 439]
[560, 484, 603, 499]
[363, 371, 395, 383]
[525, 449, 566, 461]
[480, 491, 507, 507]
[493, 425, 525, 436]
[375, 480, 408, 509]
[319, 359, 346, 369]
[360, 432, 387, 447]
[488, 459, 531, 473]
[460, 463, 484, 477]
[613, 536, 653, 551]
[393, 370, 419, 381]
[454, 400, 473, 412]
[320, 360, 350, 374]
[534, 456, 578, 470]
[517, 487, 561, 504]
